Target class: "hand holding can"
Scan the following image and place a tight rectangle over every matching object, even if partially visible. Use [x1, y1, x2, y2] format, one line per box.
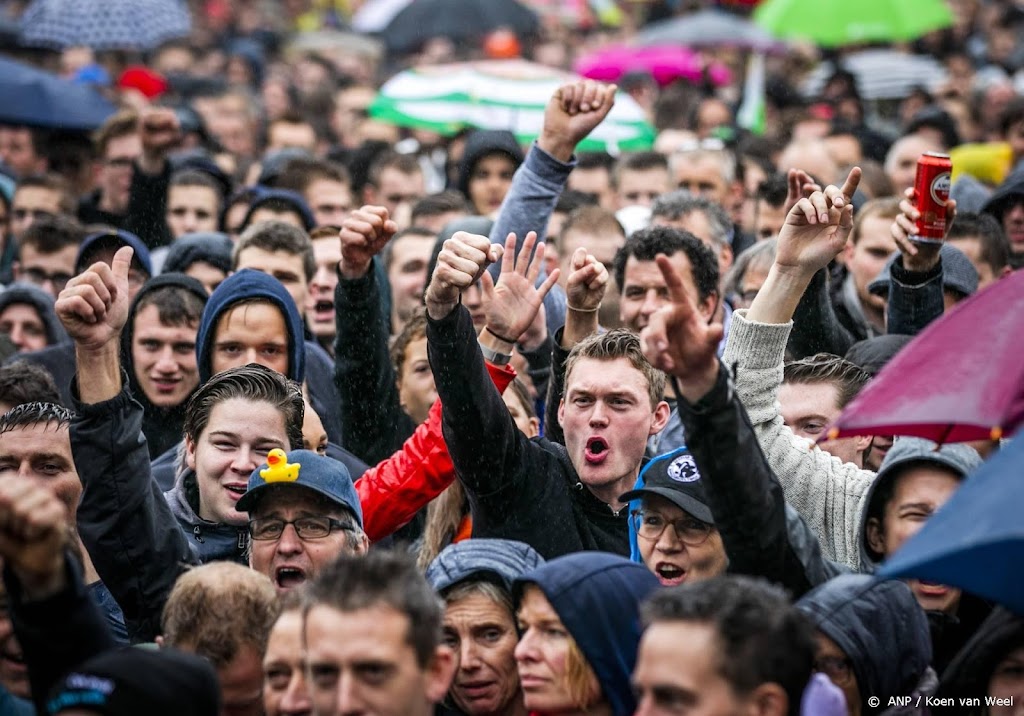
[910, 152, 952, 244]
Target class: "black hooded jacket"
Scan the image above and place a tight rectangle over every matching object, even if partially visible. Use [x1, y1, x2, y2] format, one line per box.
[455, 130, 524, 200]
[798, 575, 937, 715]
[120, 274, 209, 459]
[938, 608, 1024, 714]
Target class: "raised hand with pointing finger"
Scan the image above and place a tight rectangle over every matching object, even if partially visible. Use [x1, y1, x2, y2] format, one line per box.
[55, 245, 134, 352]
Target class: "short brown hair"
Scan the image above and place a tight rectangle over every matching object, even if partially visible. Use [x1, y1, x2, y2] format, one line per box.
[93, 110, 138, 157]
[14, 174, 76, 216]
[850, 196, 900, 246]
[559, 206, 625, 259]
[563, 329, 665, 408]
[233, 220, 315, 281]
[162, 562, 280, 667]
[18, 214, 86, 254]
[783, 353, 870, 409]
[276, 157, 350, 195]
[390, 309, 428, 382]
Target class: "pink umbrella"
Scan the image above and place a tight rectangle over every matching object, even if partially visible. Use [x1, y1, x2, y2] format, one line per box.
[574, 45, 733, 87]
[828, 269, 1024, 444]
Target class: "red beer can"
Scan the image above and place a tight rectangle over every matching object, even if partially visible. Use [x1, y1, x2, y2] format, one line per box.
[911, 151, 952, 243]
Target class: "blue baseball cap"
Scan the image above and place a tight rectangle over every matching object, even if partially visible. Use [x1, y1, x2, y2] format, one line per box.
[236, 449, 363, 526]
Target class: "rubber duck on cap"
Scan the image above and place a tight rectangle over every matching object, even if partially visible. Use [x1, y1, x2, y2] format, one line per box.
[260, 449, 300, 483]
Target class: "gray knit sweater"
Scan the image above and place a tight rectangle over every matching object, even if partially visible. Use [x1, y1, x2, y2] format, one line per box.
[721, 310, 876, 571]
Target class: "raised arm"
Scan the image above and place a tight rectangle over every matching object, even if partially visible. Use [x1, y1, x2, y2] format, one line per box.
[544, 247, 608, 445]
[122, 107, 180, 249]
[425, 230, 558, 501]
[56, 247, 195, 642]
[0, 479, 115, 714]
[333, 206, 415, 464]
[884, 188, 953, 336]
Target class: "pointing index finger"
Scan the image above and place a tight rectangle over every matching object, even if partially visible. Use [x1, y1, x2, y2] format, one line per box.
[839, 166, 862, 202]
[655, 254, 691, 307]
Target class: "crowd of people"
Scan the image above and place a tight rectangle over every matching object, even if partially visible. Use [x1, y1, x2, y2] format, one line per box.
[0, 0, 1022, 715]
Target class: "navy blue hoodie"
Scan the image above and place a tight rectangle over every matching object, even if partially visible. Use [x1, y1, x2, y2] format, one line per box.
[515, 552, 660, 716]
[798, 575, 934, 713]
[195, 268, 305, 383]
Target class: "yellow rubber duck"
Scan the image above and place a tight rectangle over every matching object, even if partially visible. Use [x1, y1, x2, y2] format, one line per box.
[260, 449, 300, 483]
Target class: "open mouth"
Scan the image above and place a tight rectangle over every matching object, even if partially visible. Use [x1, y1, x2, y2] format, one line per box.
[151, 378, 180, 392]
[275, 567, 307, 590]
[916, 581, 950, 595]
[224, 484, 247, 501]
[458, 680, 496, 699]
[312, 299, 335, 322]
[655, 563, 687, 585]
[584, 436, 610, 465]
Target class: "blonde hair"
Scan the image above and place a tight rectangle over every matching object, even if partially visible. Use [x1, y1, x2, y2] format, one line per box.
[418, 481, 467, 571]
[563, 634, 600, 709]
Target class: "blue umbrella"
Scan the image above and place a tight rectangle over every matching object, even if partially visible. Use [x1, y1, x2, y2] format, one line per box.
[878, 437, 1024, 615]
[19, 0, 190, 51]
[0, 56, 116, 131]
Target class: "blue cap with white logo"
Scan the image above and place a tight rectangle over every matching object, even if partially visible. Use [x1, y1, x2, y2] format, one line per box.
[619, 449, 713, 524]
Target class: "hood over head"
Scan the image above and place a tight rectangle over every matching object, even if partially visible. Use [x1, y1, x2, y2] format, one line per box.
[456, 129, 524, 198]
[858, 437, 982, 572]
[514, 552, 660, 716]
[195, 268, 305, 383]
[163, 232, 234, 275]
[982, 166, 1024, 221]
[0, 283, 67, 346]
[938, 607, 1024, 711]
[797, 575, 932, 708]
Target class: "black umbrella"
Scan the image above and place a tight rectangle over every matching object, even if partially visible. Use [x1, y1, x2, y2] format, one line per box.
[0, 56, 115, 131]
[383, 0, 539, 54]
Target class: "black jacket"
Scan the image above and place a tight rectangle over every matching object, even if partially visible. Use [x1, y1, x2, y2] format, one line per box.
[428, 305, 629, 559]
[938, 607, 1024, 713]
[5, 556, 116, 715]
[679, 364, 843, 598]
[123, 161, 172, 249]
[72, 383, 198, 643]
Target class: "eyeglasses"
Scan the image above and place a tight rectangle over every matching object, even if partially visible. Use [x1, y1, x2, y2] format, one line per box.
[631, 509, 713, 546]
[21, 267, 73, 292]
[248, 516, 355, 541]
[814, 656, 853, 686]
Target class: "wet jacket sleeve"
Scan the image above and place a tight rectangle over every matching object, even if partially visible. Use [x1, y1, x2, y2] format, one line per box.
[543, 331, 570, 445]
[5, 556, 116, 715]
[679, 364, 837, 599]
[788, 268, 855, 359]
[334, 266, 415, 465]
[486, 142, 571, 332]
[122, 161, 172, 249]
[886, 255, 944, 336]
[71, 383, 196, 643]
[721, 311, 875, 571]
[427, 305, 532, 503]
[356, 362, 516, 542]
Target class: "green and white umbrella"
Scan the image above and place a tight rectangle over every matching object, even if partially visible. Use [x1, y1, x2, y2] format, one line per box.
[370, 60, 655, 153]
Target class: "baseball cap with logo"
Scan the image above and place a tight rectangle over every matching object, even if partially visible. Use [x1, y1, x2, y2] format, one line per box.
[619, 447, 714, 524]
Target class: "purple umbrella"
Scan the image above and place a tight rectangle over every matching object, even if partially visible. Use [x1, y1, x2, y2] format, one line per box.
[829, 269, 1024, 444]
[574, 45, 732, 87]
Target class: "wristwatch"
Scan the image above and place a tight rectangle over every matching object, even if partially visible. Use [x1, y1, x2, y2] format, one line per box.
[478, 340, 512, 366]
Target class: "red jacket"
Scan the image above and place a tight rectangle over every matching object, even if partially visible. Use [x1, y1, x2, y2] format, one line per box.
[355, 361, 517, 542]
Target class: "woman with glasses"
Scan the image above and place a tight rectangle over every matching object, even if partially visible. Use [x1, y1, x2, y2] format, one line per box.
[619, 448, 728, 587]
[797, 574, 936, 716]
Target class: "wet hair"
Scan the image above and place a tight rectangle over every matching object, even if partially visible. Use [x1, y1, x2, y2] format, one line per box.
[650, 192, 732, 251]
[0, 401, 72, 433]
[563, 329, 665, 409]
[442, 579, 514, 618]
[783, 353, 871, 409]
[17, 214, 86, 254]
[946, 212, 1010, 275]
[0, 364, 61, 409]
[182, 363, 303, 449]
[390, 309, 429, 383]
[641, 576, 815, 716]
[233, 220, 315, 282]
[161, 562, 280, 668]
[411, 191, 471, 224]
[612, 226, 720, 302]
[135, 284, 206, 328]
[302, 550, 445, 668]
